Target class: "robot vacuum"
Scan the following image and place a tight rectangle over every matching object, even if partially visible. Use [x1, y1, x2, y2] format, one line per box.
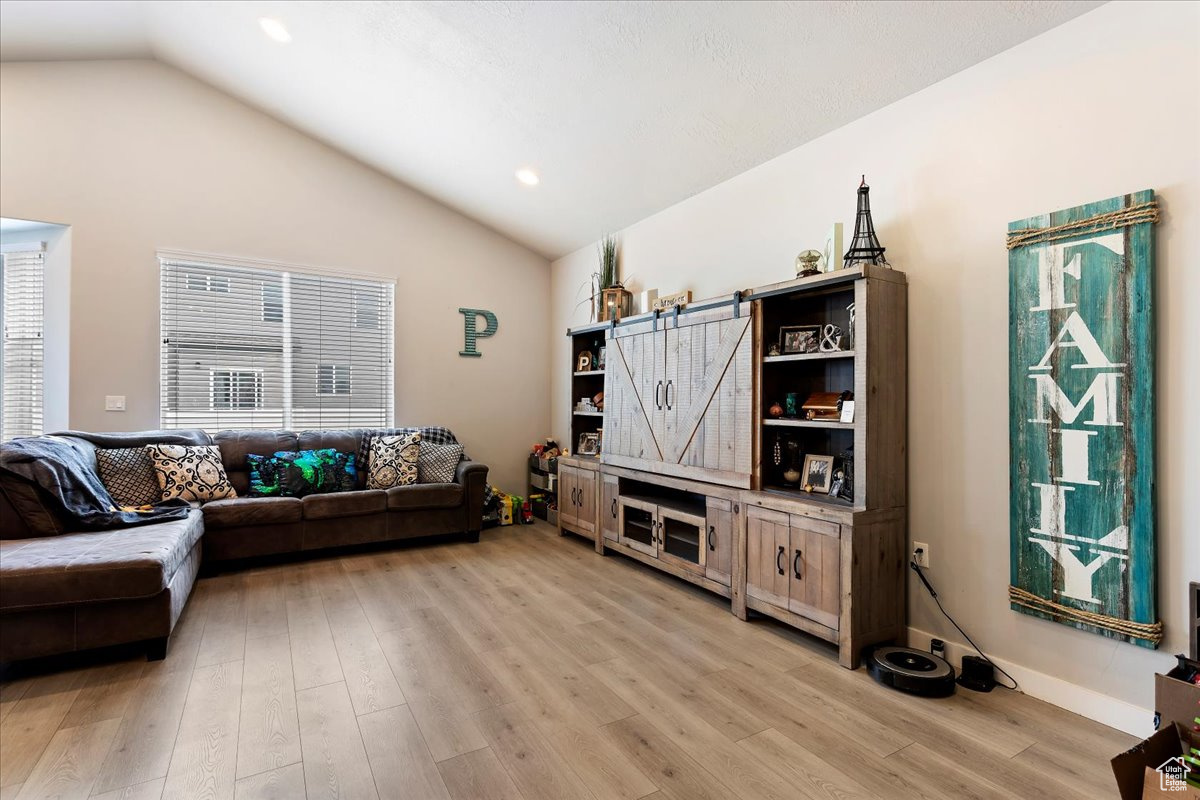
[867, 646, 957, 697]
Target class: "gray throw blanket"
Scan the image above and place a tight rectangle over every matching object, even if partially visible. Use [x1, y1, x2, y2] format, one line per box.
[0, 435, 190, 530]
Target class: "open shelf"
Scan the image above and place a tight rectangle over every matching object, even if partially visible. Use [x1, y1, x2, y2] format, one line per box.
[763, 418, 852, 430]
[761, 485, 857, 508]
[573, 410, 603, 417]
[764, 351, 854, 363]
[574, 370, 605, 377]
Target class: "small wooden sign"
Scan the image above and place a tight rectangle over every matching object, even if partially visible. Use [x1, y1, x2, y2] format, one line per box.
[652, 290, 691, 311]
[1008, 190, 1159, 647]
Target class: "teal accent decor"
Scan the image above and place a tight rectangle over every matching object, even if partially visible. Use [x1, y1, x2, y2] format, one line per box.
[1008, 190, 1159, 647]
[459, 308, 499, 357]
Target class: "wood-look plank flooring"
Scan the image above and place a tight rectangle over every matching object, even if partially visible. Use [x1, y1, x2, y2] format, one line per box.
[0, 521, 1135, 799]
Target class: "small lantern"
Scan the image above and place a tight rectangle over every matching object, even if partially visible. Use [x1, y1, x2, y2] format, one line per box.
[599, 282, 632, 322]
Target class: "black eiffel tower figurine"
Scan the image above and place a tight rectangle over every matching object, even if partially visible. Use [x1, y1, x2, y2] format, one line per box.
[843, 175, 889, 268]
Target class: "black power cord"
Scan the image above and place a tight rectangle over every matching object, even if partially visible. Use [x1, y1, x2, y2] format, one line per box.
[910, 553, 1020, 691]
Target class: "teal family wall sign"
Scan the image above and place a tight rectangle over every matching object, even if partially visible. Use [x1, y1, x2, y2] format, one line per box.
[459, 308, 498, 357]
[1008, 190, 1161, 647]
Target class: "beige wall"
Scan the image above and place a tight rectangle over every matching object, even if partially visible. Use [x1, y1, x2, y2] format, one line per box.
[551, 1, 1198, 733]
[0, 59, 550, 492]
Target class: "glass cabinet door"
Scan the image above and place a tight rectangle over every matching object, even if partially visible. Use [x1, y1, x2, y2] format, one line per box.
[660, 510, 703, 567]
[619, 500, 657, 556]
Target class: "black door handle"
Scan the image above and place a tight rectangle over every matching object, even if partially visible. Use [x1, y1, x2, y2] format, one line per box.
[794, 549, 803, 580]
[708, 525, 715, 551]
[655, 380, 663, 410]
[776, 546, 785, 576]
[611, 498, 617, 518]
[665, 380, 673, 410]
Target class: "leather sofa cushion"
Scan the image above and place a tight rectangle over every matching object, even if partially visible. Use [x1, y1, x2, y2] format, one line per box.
[386, 483, 463, 510]
[215, 430, 298, 495]
[203, 496, 302, 529]
[301, 489, 386, 520]
[0, 509, 204, 610]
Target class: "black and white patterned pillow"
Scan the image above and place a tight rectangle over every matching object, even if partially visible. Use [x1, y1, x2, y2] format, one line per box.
[145, 444, 237, 502]
[95, 447, 162, 507]
[418, 442, 463, 484]
[366, 432, 421, 489]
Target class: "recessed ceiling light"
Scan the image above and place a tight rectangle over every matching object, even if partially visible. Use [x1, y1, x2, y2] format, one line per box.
[259, 17, 292, 43]
[515, 168, 540, 186]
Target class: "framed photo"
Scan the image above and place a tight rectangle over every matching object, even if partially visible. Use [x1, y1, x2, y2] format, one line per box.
[802, 454, 834, 493]
[578, 432, 600, 456]
[597, 346, 606, 369]
[780, 325, 820, 355]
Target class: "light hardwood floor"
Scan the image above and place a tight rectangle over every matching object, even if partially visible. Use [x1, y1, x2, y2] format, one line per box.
[0, 521, 1135, 800]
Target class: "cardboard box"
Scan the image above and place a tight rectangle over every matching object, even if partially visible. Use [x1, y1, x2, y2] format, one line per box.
[1112, 723, 1200, 799]
[1156, 655, 1200, 733]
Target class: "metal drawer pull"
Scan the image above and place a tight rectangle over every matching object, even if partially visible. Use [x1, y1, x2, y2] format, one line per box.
[665, 380, 673, 410]
[776, 546, 785, 576]
[612, 499, 617, 518]
[708, 525, 715, 551]
[655, 380, 664, 410]
[794, 549, 803, 580]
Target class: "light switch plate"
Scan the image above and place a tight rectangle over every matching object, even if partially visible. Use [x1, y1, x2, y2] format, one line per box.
[105, 395, 126, 411]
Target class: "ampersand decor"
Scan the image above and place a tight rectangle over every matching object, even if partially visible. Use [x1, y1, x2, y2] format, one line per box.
[459, 308, 498, 357]
[818, 324, 843, 352]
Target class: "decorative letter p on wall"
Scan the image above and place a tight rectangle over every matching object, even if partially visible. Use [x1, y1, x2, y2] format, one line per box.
[458, 308, 498, 357]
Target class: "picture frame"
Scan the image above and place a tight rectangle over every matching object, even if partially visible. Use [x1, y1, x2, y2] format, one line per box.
[802, 454, 834, 493]
[780, 325, 820, 355]
[578, 432, 600, 456]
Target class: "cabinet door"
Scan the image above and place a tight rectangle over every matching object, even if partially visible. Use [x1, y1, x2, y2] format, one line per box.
[575, 468, 597, 535]
[618, 497, 658, 557]
[745, 506, 790, 609]
[705, 497, 733, 586]
[658, 506, 706, 574]
[666, 314, 753, 481]
[558, 465, 577, 529]
[601, 474, 619, 542]
[604, 325, 665, 463]
[788, 516, 841, 630]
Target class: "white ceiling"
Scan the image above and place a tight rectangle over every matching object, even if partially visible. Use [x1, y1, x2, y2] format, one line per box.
[1, 0, 1102, 258]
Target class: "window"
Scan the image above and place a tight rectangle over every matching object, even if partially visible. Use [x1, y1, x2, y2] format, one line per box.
[187, 274, 230, 293]
[1, 248, 44, 440]
[210, 369, 263, 410]
[160, 255, 394, 430]
[316, 364, 350, 395]
[353, 291, 379, 329]
[261, 282, 283, 323]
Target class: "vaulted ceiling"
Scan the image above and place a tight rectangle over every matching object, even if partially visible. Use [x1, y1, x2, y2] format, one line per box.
[0, 0, 1102, 257]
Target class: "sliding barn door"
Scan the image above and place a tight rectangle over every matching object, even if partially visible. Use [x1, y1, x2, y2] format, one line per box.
[603, 320, 665, 465]
[604, 303, 753, 488]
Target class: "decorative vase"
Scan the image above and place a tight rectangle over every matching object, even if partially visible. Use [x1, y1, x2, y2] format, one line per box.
[785, 392, 799, 418]
[782, 441, 802, 484]
[768, 402, 784, 418]
[599, 283, 633, 322]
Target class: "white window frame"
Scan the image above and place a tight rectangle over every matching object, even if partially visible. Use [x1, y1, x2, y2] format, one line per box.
[209, 368, 264, 411]
[0, 245, 45, 441]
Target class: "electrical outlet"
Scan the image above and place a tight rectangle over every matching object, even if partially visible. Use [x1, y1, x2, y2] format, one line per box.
[912, 542, 930, 568]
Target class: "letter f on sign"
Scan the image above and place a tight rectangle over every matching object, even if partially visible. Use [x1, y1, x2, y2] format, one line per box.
[459, 308, 499, 357]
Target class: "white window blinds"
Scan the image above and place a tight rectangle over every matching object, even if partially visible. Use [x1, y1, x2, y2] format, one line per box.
[1, 248, 45, 441]
[160, 255, 394, 431]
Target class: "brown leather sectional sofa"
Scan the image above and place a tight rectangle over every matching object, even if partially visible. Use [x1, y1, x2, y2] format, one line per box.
[0, 427, 488, 664]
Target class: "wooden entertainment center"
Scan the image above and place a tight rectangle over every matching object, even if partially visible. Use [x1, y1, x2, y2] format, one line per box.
[560, 264, 907, 668]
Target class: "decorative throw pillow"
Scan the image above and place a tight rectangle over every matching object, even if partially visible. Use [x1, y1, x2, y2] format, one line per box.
[366, 432, 421, 489]
[145, 444, 237, 502]
[418, 442, 463, 484]
[247, 449, 356, 497]
[96, 447, 162, 507]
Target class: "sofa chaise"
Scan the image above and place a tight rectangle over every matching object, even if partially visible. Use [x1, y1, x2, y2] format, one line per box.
[0, 427, 488, 664]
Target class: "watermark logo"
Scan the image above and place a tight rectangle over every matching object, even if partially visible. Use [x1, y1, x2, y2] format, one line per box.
[1157, 756, 1192, 792]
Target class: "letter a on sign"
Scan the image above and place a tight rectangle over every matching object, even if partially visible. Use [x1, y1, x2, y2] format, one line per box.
[459, 308, 498, 357]
[1008, 190, 1159, 648]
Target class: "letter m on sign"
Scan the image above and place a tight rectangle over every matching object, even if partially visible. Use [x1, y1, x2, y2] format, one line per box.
[1008, 190, 1158, 648]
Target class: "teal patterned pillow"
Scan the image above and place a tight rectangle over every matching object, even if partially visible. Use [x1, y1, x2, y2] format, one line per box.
[247, 449, 356, 497]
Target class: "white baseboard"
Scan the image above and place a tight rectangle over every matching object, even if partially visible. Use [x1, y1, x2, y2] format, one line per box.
[907, 626, 1152, 738]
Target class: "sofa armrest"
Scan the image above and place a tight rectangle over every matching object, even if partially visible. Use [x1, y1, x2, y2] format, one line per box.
[455, 459, 489, 532]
